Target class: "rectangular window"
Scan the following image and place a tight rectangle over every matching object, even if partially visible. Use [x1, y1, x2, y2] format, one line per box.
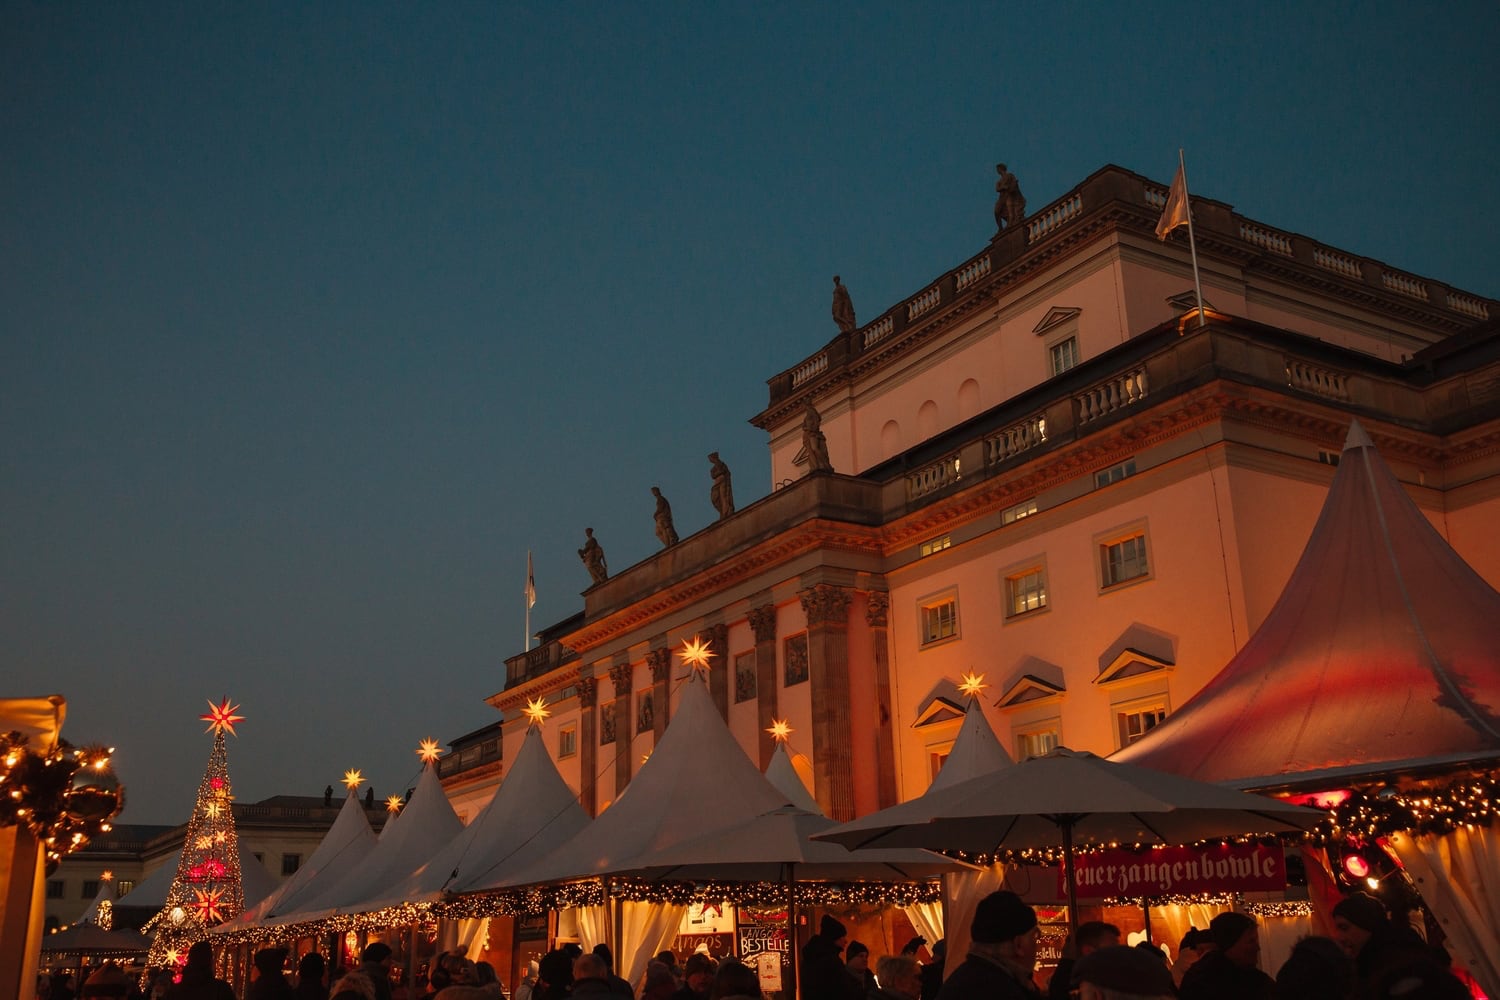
[1001, 498, 1038, 524]
[1015, 728, 1059, 761]
[1094, 458, 1138, 488]
[1318, 449, 1341, 466]
[929, 748, 951, 780]
[1101, 533, 1150, 587]
[281, 854, 301, 876]
[1118, 706, 1168, 746]
[734, 651, 757, 703]
[920, 596, 958, 645]
[1005, 568, 1048, 618]
[1050, 337, 1080, 375]
[47, 880, 65, 899]
[81, 879, 99, 899]
[558, 725, 577, 759]
[919, 535, 951, 557]
[783, 633, 809, 686]
[116, 880, 134, 898]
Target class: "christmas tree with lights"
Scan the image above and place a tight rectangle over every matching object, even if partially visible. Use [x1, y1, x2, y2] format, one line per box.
[144, 698, 247, 974]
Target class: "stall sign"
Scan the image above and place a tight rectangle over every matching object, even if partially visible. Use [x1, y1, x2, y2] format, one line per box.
[1059, 842, 1286, 899]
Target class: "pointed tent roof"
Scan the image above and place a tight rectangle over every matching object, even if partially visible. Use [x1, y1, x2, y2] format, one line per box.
[115, 841, 278, 911]
[486, 677, 791, 889]
[213, 788, 377, 931]
[930, 696, 1013, 792]
[764, 742, 821, 814]
[264, 760, 462, 924]
[362, 723, 591, 907]
[1116, 421, 1500, 786]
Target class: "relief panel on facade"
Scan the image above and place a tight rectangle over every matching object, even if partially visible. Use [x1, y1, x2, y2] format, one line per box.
[784, 633, 809, 686]
[600, 700, 617, 745]
[734, 651, 757, 702]
[637, 691, 654, 733]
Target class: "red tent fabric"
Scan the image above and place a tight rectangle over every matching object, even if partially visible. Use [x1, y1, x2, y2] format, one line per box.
[1115, 421, 1500, 786]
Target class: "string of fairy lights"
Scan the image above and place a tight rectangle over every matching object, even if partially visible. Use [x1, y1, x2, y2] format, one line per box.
[0, 730, 122, 868]
[132, 648, 1500, 950]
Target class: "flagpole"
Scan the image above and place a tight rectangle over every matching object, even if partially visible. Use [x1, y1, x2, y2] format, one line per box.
[524, 551, 532, 652]
[1179, 148, 1206, 328]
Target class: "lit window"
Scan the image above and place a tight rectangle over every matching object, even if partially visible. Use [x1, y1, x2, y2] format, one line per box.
[1001, 498, 1038, 524]
[558, 725, 577, 759]
[1101, 533, 1149, 587]
[920, 596, 958, 645]
[929, 747, 951, 780]
[1118, 705, 1168, 746]
[281, 854, 300, 876]
[1015, 728, 1059, 760]
[919, 535, 952, 557]
[1094, 458, 1137, 488]
[116, 880, 134, 898]
[1005, 568, 1048, 617]
[1050, 337, 1080, 376]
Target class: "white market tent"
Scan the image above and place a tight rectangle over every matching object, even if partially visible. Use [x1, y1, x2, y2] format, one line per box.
[115, 841, 279, 913]
[212, 787, 377, 932]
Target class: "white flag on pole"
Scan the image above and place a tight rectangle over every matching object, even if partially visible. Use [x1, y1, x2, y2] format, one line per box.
[525, 551, 536, 609]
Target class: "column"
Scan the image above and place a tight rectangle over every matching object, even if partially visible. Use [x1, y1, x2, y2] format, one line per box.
[609, 663, 634, 793]
[647, 647, 671, 742]
[705, 623, 730, 721]
[800, 584, 854, 821]
[748, 604, 779, 768]
[865, 591, 898, 809]
[576, 677, 598, 816]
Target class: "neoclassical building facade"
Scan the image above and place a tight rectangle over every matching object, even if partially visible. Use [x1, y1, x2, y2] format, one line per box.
[446, 164, 1500, 824]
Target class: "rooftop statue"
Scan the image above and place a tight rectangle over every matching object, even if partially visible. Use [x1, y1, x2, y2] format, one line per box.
[578, 527, 608, 584]
[652, 486, 680, 547]
[832, 275, 856, 333]
[709, 452, 734, 520]
[994, 163, 1026, 232]
[802, 403, 833, 474]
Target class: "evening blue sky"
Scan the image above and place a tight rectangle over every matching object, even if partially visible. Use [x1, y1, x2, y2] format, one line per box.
[5, 3, 1498, 824]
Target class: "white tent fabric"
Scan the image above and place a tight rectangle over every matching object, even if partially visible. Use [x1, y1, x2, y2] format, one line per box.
[213, 788, 377, 931]
[764, 743, 820, 814]
[262, 761, 462, 926]
[487, 677, 790, 890]
[115, 841, 278, 911]
[363, 723, 590, 910]
[929, 697, 1013, 793]
[1389, 826, 1500, 996]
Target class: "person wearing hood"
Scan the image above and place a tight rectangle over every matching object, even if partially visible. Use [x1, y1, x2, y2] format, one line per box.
[801, 914, 865, 1000]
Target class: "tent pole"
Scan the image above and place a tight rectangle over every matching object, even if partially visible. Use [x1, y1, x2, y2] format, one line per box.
[786, 863, 799, 1000]
[1062, 820, 1079, 938]
[1142, 900, 1152, 945]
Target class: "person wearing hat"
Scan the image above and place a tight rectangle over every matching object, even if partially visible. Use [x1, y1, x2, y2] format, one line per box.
[846, 940, 877, 998]
[1071, 945, 1175, 1000]
[934, 890, 1043, 999]
[1047, 921, 1120, 1000]
[249, 948, 293, 1000]
[81, 962, 131, 999]
[1177, 911, 1274, 1000]
[164, 941, 235, 1000]
[1331, 891, 1428, 991]
[802, 914, 865, 1000]
[358, 943, 394, 1000]
[670, 953, 716, 1000]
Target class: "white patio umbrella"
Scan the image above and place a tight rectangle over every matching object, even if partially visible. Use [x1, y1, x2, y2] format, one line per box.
[813, 747, 1324, 933]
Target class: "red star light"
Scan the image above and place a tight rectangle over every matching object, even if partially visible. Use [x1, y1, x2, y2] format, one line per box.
[193, 887, 226, 924]
[200, 698, 245, 736]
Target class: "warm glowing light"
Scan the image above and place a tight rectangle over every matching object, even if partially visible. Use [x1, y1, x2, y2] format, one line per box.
[192, 887, 227, 923]
[1366, 876, 1380, 890]
[203, 802, 222, 819]
[386, 795, 404, 813]
[766, 719, 793, 743]
[213, 831, 227, 844]
[1342, 854, 1371, 879]
[523, 696, 550, 726]
[200, 698, 245, 736]
[101, 870, 113, 882]
[343, 769, 364, 790]
[958, 671, 988, 699]
[416, 738, 442, 764]
[195, 835, 213, 850]
[678, 635, 716, 675]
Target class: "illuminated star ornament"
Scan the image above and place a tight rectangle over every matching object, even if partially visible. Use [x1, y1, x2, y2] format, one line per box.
[416, 738, 442, 764]
[523, 696, 550, 726]
[386, 795, 404, 814]
[342, 769, 364, 790]
[958, 671, 988, 700]
[192, 887, 226, 923]
[678, 635, 716, 676]
[200, 698, 245, 737]
[767, 719, 794, 744]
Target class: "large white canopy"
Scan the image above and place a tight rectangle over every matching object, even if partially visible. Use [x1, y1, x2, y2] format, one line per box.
[115, 841, 278, 911]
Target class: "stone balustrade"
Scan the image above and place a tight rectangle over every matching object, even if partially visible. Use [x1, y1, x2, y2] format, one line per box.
[1447, 292, 1490, 320]
[1239, 221, 1294, 256]
[907, 284, 942, 321]
[1075, 367, 1149, 425]
[984, 413, 1048, 466]
[956, 254, 992, 292]
[863, 314, 895, 348]
[1313, 247, 1362, 280]
[1382, 270, 1430, 301]
[1027, 193, 1083, 244]
[1285, 358, 1350, 401]
[791, 351, 829, 388]
[906, 453, 961, 500]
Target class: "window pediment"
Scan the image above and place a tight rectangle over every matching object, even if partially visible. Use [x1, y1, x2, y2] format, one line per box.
[995, 674, 1065, 710]
[913, 696, 968, 728]
[1033, 306, 1082, 336]
[1095, 647, 1175, 688]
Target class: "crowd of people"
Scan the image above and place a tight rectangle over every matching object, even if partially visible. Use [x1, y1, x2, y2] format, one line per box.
[37, 888, 1478, 1000]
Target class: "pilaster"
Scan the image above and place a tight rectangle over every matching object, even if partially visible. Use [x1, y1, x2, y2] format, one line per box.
[647, 647, 671, 742]
[609, 663, 634, 793]
[864, 591, 898, 809]
[748, 604, 779, 768]
[705, 623, 730, 721]
[576, 676, 598, 816]
[799, 584, 854, 820]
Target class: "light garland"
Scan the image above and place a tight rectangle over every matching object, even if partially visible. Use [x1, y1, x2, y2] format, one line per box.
[0, 732, 123, 869]
[1308, 776, 1499, 844]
